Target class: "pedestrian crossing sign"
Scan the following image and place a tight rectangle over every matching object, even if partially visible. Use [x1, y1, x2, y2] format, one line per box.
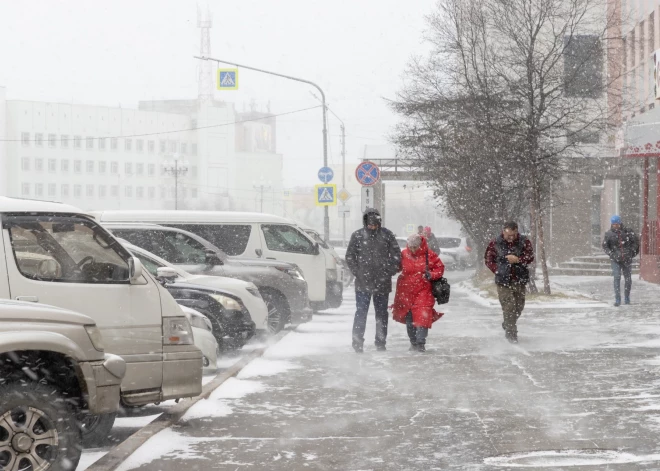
[217, 69, 239, 90]
[315, 184, 337, 207]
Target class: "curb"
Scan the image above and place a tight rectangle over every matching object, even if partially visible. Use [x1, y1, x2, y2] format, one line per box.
[86, 330, 290, 471]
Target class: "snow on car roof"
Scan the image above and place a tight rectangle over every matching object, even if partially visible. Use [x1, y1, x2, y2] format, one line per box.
[0, 196, 86, 215]
[92, 210, 292, 224]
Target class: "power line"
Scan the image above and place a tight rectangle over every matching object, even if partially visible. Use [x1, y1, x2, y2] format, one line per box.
[0, 105, 322, 143]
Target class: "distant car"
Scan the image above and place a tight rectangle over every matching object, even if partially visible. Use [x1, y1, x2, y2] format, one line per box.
[301, 227, 343, 309]
[396, 237, 457, 268]
[436, 236, 476, 269]
[180, 305, 219, 373]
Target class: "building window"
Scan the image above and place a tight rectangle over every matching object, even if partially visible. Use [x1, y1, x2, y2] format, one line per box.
[136, 139, 144, 153]
[136, 163, 144, 176]
[35, 183, 43, 197]
[99, 137, 106, 151]
[21, 183, 30, 196]
[21, 157, 30, 172]
[111, 185, 119, 198]
[136, 186, 144, 199]
[110, 137, 118, 151]
[61, 135, 69, 148]
[21, 132, 30, 147]
[48, 134, 56, 148]
[61, 184, 69, 197]
[35, 133, 44, 147]
[99, 161, 107, 174]
[86, 185, 94, 197]
[125, 163, 133, 175]
[148, 140, 155, 154]
[74, 136, 82, 149]
[191, 143, 198, 156]
[169, 140, 177, 153]
[124, 186, 132, 198]
[35, 158, 44, 172]
[48, 159, 57, 173]
[148, 187, 155, 199]
[74, 160, 82, 173]
[61, 160, 69, 172]
[48, 184, 56, 197]
[181, 142, 188, 155]
[159, 140, 166, 154]
[160, 187, 166, 199]
[86, 160, 94, 173]
[192, 188, 198, 198]
[74, 185, 82, 198]
[125, 139, 132, 152]
[111, 161, 119, 174]
[99, 185, 106, 198]
[191, 166, 198, 178]
[148, 163, 155, 177]
[86, 137, 94, 150]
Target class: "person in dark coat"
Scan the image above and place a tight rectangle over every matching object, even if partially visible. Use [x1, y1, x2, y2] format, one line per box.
[392, 234, 445, 352]
[484, 221, 534, 343]
[423, 226, 441, 254]
[602, 215, 640, 306]
[345, 208, 401, 353]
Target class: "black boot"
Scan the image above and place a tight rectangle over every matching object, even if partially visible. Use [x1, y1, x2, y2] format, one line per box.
[417, 343, 426, 353]
[408, 342, 418, 352]
[352, 341, 364, 353]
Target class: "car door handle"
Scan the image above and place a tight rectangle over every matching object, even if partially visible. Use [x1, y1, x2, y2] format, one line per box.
[16, 296, 38, 303]
[266, 257, 276, 260]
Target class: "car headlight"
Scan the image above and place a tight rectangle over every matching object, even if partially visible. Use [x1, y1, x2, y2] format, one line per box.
[326, 268, 337, 281]
[210, 293, 243, 311]
[84, 325, 105, 352]
[190, 315, 213, 332]
[246, 286, 262, 299]
[163, 317, 194, 345]
[276, 266, 305, 281]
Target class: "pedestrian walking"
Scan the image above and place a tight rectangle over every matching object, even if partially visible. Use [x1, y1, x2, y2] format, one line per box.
[602, 215, 640, 306]
[484, 221, 534, 343]
[345, 208, 402, 353]
[392, 234, 445, 352]
[423, 226, 441, 254]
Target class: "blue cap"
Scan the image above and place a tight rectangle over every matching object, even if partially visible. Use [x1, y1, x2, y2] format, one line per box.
[611, 215, 622, 224]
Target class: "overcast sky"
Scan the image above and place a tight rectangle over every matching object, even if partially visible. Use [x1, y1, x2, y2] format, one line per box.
[0, 0, 436, 187]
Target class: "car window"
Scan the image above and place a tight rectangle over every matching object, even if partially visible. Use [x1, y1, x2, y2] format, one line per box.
[397, 239, 407, 249]
[158, 231, 207, 264]
[6, 216, 130, 284]
[112, 229, 181, 263]
[305, 230, 329, 249]
[168, 224, 251, 256]
[132, 252, 163, 277]
[437, 237, 462, 248]
[262, 224, 315, 255]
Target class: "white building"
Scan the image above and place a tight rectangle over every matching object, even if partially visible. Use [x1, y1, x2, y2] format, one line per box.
[0, 87, 284, 213]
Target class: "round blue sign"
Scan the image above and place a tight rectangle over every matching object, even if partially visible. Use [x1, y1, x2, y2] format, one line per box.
[355, 161, 380, 186]
[318, 167, 334, 183]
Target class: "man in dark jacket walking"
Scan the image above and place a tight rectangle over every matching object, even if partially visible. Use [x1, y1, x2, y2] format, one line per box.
[345, 208, 401, 353]
[602, 215, 640, 306]
[485, 221, 535, 343]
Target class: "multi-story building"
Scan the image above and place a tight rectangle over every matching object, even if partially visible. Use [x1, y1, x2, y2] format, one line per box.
[0, 87, 284, 214]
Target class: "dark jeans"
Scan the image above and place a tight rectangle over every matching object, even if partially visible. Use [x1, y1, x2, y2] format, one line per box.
[405, 312, 428, 346]
[353, 291, 389, 347]
[611, 261, 632, 302]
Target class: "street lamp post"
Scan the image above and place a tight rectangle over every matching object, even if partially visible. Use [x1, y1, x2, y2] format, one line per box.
[162, 155, 189, 210]
[253, 178, 273, 212]
[194, 55, 330, 241]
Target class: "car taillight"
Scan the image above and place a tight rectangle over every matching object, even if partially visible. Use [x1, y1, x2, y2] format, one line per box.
[465, 246, 472, 252]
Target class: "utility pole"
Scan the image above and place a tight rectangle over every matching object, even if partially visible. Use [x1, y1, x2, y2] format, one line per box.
[253, 179, 272, 213]
[340, 123, 347, 247]
[163, 155, 189, 210]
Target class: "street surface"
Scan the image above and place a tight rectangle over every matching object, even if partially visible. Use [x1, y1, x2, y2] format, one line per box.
[89, 272, 660, 470]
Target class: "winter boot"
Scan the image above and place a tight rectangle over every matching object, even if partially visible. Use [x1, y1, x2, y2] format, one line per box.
[505, 331, 518, 344]
[376, 345, 387, 352]
[352, 341, 364, 354]
[408, 343, 418, 352]
[614, 300, 621, 307]
[417, 343, 426, 353]
[624, 297, 631, 305]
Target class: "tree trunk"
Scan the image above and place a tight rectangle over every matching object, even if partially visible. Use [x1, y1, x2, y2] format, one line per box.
[532, 180, 551, 294]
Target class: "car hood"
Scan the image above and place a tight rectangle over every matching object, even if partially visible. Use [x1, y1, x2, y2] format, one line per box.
[0, 300, 95, 326]
[226, 257, 297, 269]
[185, 274, 254, 291]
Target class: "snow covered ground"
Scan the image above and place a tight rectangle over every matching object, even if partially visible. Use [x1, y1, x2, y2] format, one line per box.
[81, 272, 660, 470]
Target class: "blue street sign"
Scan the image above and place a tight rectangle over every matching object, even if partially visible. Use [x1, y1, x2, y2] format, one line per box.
[355, 161, 381, 186]
[318, 167, 334, 183]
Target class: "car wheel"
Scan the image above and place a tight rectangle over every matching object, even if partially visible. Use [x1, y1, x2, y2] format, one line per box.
[80, 412, 116, 448]
[0, 381, 82, 470]
[262, 291, 289, 334]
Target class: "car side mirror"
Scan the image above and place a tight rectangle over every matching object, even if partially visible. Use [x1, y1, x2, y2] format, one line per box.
[255, 249, 263, 258]
[156, 266, 178, 283]
[312, 242, 320, 256]
[205, 249, 223, 266]
[129, 257, 144, 284]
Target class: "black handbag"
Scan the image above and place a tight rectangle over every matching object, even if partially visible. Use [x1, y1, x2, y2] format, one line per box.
[426, 251, 451, 305]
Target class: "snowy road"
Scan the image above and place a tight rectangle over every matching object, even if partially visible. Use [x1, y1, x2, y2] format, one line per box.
[97, 272, 660, 470]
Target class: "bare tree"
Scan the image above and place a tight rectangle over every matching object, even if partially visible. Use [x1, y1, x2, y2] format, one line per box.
[393, 0, 629, 293]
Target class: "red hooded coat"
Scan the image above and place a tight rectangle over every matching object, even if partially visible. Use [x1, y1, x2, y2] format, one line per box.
[392, 237, 445, 328]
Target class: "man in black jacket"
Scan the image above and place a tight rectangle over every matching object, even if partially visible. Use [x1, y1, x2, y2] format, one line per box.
[345, 208, 401, 353]
[602, 215, 640, 306]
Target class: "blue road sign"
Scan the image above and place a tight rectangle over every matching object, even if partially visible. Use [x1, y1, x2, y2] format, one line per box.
[315, 184, 337, 206]
[355, 161, 381, 186]
[318, 167, 334, 183]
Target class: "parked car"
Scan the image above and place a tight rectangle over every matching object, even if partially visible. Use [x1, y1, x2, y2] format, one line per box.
[436, 236, 476, 269]
[0, 299, 126, 465]
[0, 197, 203, 443]
[122, 240, 261, 347]
[93, 211, 330, 311]
[300, 227, 343, 309]
[180, 305, 219, 373]
[103, 223, 309, 332]
[396, 237, 457, 268]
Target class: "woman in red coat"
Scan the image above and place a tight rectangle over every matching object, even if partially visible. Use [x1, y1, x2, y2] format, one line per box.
[392, 234, 445, 352]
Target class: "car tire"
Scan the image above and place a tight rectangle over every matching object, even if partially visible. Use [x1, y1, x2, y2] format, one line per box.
[0, 381, 82, 470]
[262, 291, 289, 334]
[80, 412, 117, 448]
